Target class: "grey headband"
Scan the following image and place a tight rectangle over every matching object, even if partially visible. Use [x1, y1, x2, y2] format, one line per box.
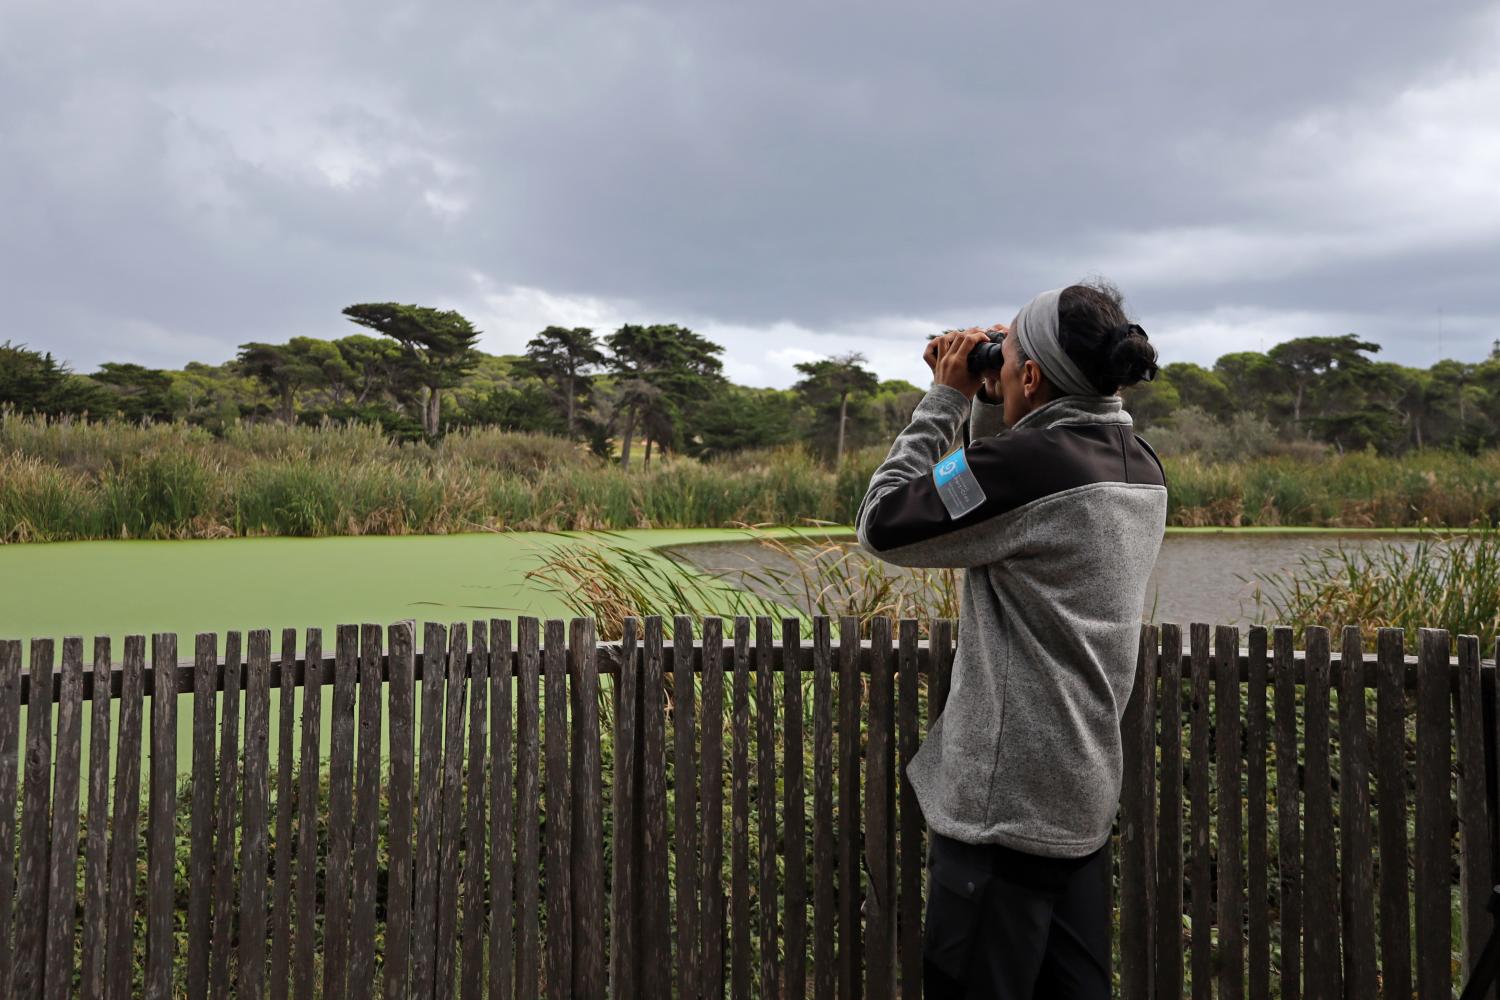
[1010, 287, 1102, 397]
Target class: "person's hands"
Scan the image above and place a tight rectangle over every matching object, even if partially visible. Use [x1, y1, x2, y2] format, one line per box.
[924, 325, 1006, 400]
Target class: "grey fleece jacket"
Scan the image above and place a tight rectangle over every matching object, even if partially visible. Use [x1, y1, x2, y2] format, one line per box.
[855, 384, 1167, 857]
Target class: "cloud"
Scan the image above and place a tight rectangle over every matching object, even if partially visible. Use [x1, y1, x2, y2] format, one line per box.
[2, 0, 1498, 385]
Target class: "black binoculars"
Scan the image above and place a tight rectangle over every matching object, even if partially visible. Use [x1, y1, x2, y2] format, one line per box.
[965, 334, 1006, 374]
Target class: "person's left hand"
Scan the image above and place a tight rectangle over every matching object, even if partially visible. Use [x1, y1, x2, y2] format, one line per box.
[923, 328, 995, 400]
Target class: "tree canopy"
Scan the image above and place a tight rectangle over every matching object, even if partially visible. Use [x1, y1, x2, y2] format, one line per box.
[341, 303, 482, 436]
[7, 322, 1500, 462]
[793, 352, 880, 466]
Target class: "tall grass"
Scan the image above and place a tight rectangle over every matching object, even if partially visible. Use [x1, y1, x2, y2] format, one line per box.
[524, 525, 960, 641]
[1164, 450, 1500, 528]
[1251, 528, 1500, 649]
[0, 413, 868, 540]
[521, 532, 792, 640]
[4, 410, 1500, 540]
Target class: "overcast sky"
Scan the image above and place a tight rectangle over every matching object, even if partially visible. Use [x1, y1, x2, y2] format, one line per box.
[4, 1, 1499, 390]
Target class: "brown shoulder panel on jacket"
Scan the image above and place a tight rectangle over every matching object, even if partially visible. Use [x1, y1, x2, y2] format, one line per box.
[861, 423, 1165, 553]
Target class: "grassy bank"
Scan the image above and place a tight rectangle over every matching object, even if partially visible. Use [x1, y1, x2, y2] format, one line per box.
[1165, 449, 1500, 528]
[0, 414, 872, 540]
[4, 413, 1499, 541]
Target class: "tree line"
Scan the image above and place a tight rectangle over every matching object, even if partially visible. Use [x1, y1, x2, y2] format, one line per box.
[1123, 334, 1500, 454]
[3, 305, 1499, 461]
[0, 303, 920, 466]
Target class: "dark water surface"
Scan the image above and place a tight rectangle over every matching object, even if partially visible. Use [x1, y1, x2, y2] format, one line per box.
[665, 532, 1424, 628]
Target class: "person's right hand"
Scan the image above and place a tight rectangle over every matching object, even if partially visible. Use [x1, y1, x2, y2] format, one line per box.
[924, 323, 1009, 373]
[924, 329, 992, 399]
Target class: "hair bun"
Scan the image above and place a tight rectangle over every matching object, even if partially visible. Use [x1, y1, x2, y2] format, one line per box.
[1106, 322, 1159, 385]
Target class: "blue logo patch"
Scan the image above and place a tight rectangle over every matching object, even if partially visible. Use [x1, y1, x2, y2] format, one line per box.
[932, 449, 968, 487]
[931, 447, 986, 519]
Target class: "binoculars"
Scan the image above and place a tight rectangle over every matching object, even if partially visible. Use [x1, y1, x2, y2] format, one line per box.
[965, 335, 1006, 374]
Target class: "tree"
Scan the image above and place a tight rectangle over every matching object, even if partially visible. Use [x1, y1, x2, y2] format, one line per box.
[334, 335, 413, 408]
[792, 353, 880, 467]
[1426, 359, 1481, 447]
[513, 327, 607, 438]
[682, 383, 800, 458]
[342, 303, 482, 436]
[1160, 362, 1231, 419]
[166, 361, 260, 430]
[1213, 352, 1283, 422]
[92, 362, 176, 423]
[1267, 334, 1381, 429]
[236, 342, 321, 423]
[1383, 364, 1438, 450]
[605, 324, 725, 469]
[1119, 375, 1181, 428]
[866, 379, 926, 445]
[0, 341, 103, 415]
[640, 396, 682, 468]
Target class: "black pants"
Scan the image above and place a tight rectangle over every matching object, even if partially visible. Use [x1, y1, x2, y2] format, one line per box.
[923, 832, 1111, 999]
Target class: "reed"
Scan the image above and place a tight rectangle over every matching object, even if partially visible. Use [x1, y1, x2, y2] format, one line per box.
[521, 532, 791, 641]
[1251, 527, 1500, 648]
[523, 525, 960, 641]
[4, 409, 1500, 540]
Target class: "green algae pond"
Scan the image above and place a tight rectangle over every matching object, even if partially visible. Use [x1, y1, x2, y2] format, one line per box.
[0, 524, 1468, 777]
[0, 527, 848, 777]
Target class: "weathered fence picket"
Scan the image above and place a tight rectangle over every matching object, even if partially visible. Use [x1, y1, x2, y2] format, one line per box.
[812, 616, 836, 1000]
[755, 616, 779, 993]
[45, 635, 83, 1000]
[729, 615, 751, 1000]
[323, 625, 356, 1000]
[293, 628, 322, 1000]
[1188, 622, 1212, 1000]
[1, 615, 1497, 999]
[487, 619, 513, 1000]
[701, 616, 726, 999]
[784, 618, 808, 1000]
[80, 636, 111, 1000]
[640, 616, 670, 997]
[387, 622, 415, 1000]
[1338, 626, 1377, 998]
[461, 621, 489, 1000]
[352, 623, 384, 998]
[272, 627, 296, 1000]
[1155, 622, 1185, 1000]
[1272, 626, 1302, 1000]
[1376, 627, 1412, 1000]
[1245, 626, 1269, 1000]
[1416, 628, 1453, 1000]
[209, 633, 240, 1000]
[0, 639, 18, 1000]
[897, 619, 923, 1000]
[673, 615, 699, 999]
[837, 615, 862, 999]
[570, 617, 604, 997]
[17, 636, 55, 999]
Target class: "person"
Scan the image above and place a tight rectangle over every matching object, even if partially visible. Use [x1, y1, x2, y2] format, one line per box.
[855, 279, 1166, 998]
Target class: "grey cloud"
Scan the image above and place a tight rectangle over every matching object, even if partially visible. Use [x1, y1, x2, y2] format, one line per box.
[2, 0, 1498, 378]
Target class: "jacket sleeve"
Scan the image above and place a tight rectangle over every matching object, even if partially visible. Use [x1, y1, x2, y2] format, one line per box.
[855, 384, 1017, 569]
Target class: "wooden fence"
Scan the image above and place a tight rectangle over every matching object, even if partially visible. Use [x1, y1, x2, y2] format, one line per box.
[0, 616, 1497, 998]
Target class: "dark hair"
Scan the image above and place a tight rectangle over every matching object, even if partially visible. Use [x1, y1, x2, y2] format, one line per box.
[1053, 279, 1159, 394]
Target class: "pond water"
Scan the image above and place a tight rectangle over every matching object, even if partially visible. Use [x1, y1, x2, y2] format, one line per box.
[0, 527, 1433, 777]
[663, 531, 1427, 628]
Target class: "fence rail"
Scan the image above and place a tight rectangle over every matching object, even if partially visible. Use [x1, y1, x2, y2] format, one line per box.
[0, 617, 1497, 998]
